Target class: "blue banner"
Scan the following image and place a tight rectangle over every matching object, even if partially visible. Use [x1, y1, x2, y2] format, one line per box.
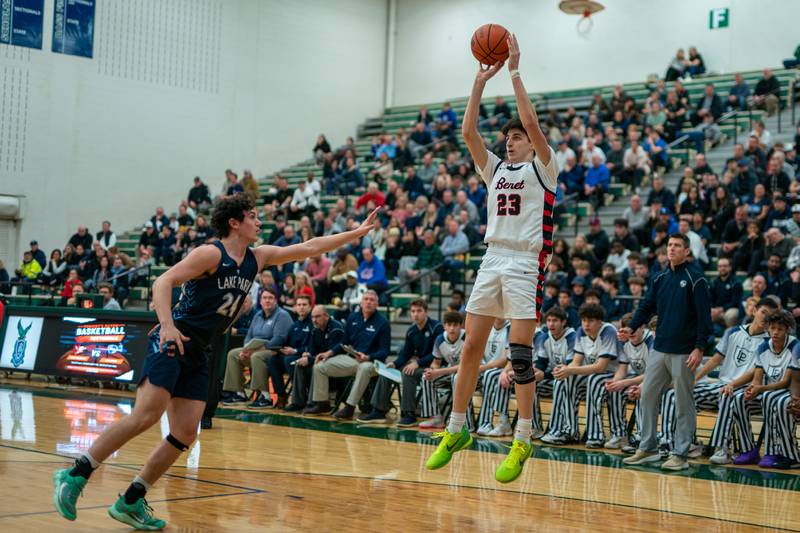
[52, 0, 95, 58]
[0, 0, 44, 49]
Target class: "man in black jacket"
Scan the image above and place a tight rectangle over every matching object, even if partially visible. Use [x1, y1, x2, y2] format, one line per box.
[284, 305, 344, 412]
[357, 299, 443, 426]
[753, 68, 780, 116]
[620, 233, 712, 471]
[268, 295, 314, 409]
[710, 257, 743, 329]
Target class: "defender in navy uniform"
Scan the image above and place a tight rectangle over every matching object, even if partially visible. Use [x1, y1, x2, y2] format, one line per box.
[54, 195, 379, 529]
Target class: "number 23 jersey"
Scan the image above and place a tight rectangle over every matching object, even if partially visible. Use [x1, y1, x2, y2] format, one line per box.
[478, 147, 559, 254]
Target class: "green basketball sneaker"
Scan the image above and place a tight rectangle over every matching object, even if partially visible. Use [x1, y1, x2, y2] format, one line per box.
[495, 439, 534, 484]
[107, 495, 167, 531]
[53, 468, 88, 521]
[425, 425, 473, 470]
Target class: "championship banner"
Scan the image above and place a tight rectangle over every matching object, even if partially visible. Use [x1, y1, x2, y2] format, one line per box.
[0, 0, 44, 49]
[52, 0, 95, 58]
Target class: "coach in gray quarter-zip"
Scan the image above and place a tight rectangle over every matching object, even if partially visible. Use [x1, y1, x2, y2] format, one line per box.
[619, 233, 712, 471]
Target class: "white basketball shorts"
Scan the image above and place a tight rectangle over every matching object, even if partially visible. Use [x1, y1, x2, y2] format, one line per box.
[464, 246, 548, 320]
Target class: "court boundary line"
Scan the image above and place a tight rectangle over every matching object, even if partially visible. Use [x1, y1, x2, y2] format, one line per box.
[156, 464, 800, 532]
[1, 440, 798, 530]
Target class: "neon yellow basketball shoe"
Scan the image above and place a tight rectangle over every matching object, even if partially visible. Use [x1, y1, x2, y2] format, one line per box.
[425, 425, 473, 470]
[495, 439, 534, 483]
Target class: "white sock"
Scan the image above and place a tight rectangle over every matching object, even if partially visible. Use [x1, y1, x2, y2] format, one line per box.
[132, 475, 151, 491]
[83, 452, 100, 468]
[447, 412, 467, 434]
[514, 418, 533, 444]
[262, 391, 270, 399]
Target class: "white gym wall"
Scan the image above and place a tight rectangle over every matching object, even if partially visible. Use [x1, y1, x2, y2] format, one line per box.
[391, 0, 800, 106]
[0, 0, 387, 260]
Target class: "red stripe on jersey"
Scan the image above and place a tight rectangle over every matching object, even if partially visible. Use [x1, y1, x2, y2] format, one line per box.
[542, 224, 553, 232]
[544, 191, 555, 205]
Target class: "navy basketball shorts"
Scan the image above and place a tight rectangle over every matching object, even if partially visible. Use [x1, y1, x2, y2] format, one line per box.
[139, 332, 210, 402]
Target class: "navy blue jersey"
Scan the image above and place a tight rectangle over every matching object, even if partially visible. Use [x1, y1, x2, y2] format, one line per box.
[171, 240, 258, 346]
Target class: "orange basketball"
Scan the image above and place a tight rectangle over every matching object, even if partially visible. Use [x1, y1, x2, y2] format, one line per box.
[470, 23, 510, 66]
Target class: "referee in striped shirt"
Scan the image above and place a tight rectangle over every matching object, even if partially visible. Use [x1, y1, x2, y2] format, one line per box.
[619, 233, 712, 471]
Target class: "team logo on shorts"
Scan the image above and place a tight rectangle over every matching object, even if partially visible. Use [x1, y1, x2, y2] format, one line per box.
[680, 280, 687, 288]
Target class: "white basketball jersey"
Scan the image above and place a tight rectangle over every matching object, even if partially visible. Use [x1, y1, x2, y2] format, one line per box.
[482, 322, 509, 365]
[620, 330, 654, 377]
[754, 337, 797, 385]
[715, 325, 769, 384]
[478, 147, 559, 255]
[535, 327, 577, 372]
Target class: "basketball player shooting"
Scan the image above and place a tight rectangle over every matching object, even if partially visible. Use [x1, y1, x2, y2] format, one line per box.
[425, 34, 558, 483]
[53, 194, 379, 530]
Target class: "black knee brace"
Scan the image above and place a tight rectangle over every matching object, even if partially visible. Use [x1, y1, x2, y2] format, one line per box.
[166, 433, 189, 451]
[510, 343, 535, 385]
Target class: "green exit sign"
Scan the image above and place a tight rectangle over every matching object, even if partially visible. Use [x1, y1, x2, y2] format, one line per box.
[709, 7, 729, 29]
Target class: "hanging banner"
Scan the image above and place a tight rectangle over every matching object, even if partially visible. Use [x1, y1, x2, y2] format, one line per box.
[52, 0, 95, 58]
[0, 0, 45, 49]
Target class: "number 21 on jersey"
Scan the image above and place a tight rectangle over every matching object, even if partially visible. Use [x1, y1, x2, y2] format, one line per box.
[216, 293, 242, 317]
[497, 193, 521, 216]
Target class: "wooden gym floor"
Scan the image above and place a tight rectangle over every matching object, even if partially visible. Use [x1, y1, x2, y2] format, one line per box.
[0, 377, 798, 532]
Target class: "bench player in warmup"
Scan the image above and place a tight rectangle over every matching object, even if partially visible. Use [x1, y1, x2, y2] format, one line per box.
[424, 34, 559, 483]
[53, 194, 379, 530]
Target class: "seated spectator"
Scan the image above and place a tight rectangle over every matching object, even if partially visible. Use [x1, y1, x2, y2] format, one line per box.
[613, 218, 640, 252]
[138, 222, 160, 257]
[294, 272, 316, 306]
[241, 169, 260, 203]
[765, 195, 791, 231]
[60, 269, 81, 299]
[686, 46, 706, 77]
[761, 253, 791, 307]
[89, 256, 113, 290]
[11, 251, 42, 291]
[358, 299, 444, 425]
[402, 166, 426, 201]
[267, 295, 313, 409]
[98, 282, 121, 310]
[416, 311, 467, 429]
[357, 247, 387, 294]
[751, 120, 773, 151]
[623, 195, 649, 245]
[727, 73, 751, 111]
[289, 180, 321, 219]
[400, 229, 442, 295]
[644, 101, 667, 131]
[355, 182, 386, 212]
[279, 273, 297, 308]
[368, 152, 394, 182]
[66, 282, 85, 306]
[195, 215, 212, 243]
[157, 225, 177, 266]
[222, 288, 293, 408]
[409, 122, 433, 159]
[621, 134, 650, 190]
[646, 175, 675, 210]
[644, 130, 668, 171]
[587, 93, 611, 120]
[762, 157, 790, 197]
[313, 134, 331, 163]
[586, 217, 610, 263]
[149, 206, 170, 231]
[272, 226, 301, 280]
[304, 254, 331, 304]
[583, 154, 610, 208]
[607, 240, 631, 274]
[40, 249, 67, 287]
[440, 218, 469, 284]
[109, 256, 130, 304]
[304, 291, 390, 419]
[665, 48, 687, 81]
[188, 176, 212, 212]
[663, 90, 688, 141]
[176, 204, 195, 233]
[452, 190, 479, 225]
[752, 68, 780, 116]
[558, 154, 584, 196]
[132, 248, 155, 286]
[26, 240, 45, 270]
[69, 225, 93, 250]
[285, 305, 345, 412]
[732, 219, 764, 275]
[480, 96, 512, 131]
